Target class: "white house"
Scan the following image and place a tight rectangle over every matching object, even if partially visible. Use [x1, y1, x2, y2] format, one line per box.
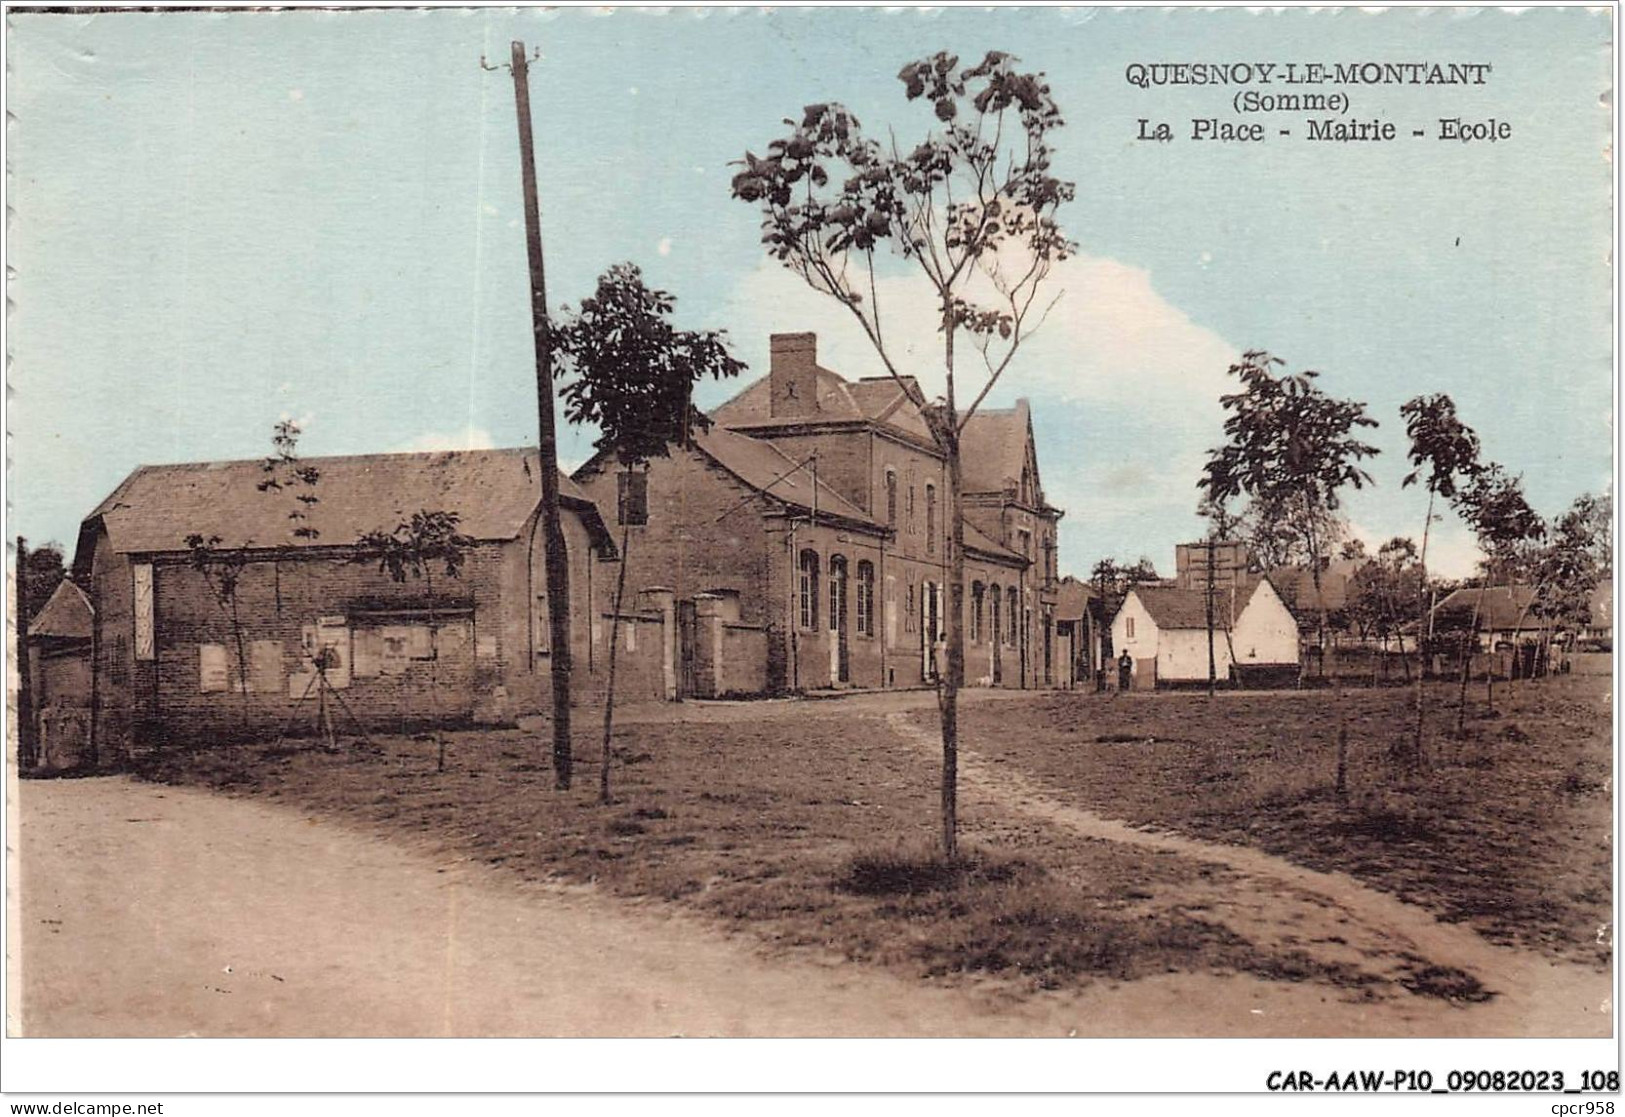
[1111, 576, 1300, 689]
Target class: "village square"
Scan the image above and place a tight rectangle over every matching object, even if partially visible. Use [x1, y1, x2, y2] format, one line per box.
[5, 8, 1613, 1055]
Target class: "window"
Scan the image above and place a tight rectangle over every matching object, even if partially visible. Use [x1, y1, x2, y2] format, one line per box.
[1042, 539, 1054, 586]
[1007, 587, 1018, 644]
[904, 582, 915, 633]
[970, 582, 984, 642]
[925, 485, 936, 554]
[798, 550, 819, 630]
[1126, 616, 1135, 640]
[1018, 529, 1031, 559]
[133, 562, 154, 660]
[617, 470, 648, 526]
[856, 561, 875, 637]
[885, 470, 898, 526]
[907, 484, 916, 534]
[989, 584, 1001, 647]
[828, 556, 847, 632]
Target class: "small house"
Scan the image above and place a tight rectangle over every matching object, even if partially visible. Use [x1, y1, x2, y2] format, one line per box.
[1110, 576, 1299, 689]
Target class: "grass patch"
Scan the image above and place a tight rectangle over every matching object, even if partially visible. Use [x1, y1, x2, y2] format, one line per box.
[944, 675, 1612, 968]
[130, 709, 1409, 1000]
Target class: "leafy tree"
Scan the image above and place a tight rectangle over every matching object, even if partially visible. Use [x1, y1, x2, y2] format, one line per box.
[1529, 492, 1612, 645]
[732, 50, 1075, 857]
[1241, 490, 1348, 574]
[1091, 556, 1159, 658]
[1199, 351, 1379, 796]
[1398, 393, 1483, 763]
[18, 541, 68, 624]
[552, 262, 745, 803]
[356, 510, 474, 771]
[1453, 463, 1545, 727]
[1348, 537, 1422, 682]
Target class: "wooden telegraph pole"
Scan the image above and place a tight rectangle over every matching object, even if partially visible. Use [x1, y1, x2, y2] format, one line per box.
[507, 40, 574, 789]
[16, 536, 35, 771]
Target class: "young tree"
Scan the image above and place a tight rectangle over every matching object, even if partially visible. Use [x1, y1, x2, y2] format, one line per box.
[258, 419, 322, 614]
[732, 51, 1075, 857]
[552, 262, 745, 803]
[1398, 393, 1482, 764]
[356, 510, 474, 771]
[185, 533, 253, 732]
[1454, 463, 1545, 728]
[1199, 351, 1379, 796]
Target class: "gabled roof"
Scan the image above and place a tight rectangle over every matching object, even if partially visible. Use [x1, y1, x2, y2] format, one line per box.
[1432, 585, 1539, 630]
[28, 580, 93, 640]
[1132, 585, 1230, 631]
[710, 368, 866, 425]
[958, 400, 1032, 495]
[1053, 577, 1096, 623]
[691, 427, 883, 531]
[78, 448, 609, 566]
[1127, 576, 1277, 632]
[1267, 561, 1356, 616]
[712, 366, 940, 446]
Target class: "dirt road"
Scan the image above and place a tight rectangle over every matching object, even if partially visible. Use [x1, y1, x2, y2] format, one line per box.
[10, 773, 1546, 1039]
[2, 775, 1343, 1038]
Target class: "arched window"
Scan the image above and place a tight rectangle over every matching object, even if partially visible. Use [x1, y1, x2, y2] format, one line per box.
[885, 470, 898, 526]
[989, 583, 1001, 646]
[856, 561, 875, 637]
[970, 581, 984, 643]
[925, 485, 937, 554]
[828, 555, 848, 632]
[798, 550, 819, 630]
[1007, 586, 1018, 644]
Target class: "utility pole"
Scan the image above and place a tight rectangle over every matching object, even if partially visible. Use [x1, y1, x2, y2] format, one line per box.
[507, 39, 574, 789]
[1205, 535, 1217, 697]
[15, 536, 35, 772]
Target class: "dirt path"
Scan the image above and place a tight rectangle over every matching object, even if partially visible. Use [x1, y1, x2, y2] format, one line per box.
[6, 774, 1400, 1039]
[886, 711, 1611, 1037]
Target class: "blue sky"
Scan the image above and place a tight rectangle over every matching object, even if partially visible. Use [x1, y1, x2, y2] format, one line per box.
[8, 6, 1613, 578]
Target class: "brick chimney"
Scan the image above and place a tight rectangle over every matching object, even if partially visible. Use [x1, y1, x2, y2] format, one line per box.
[769, 332, 819, 418]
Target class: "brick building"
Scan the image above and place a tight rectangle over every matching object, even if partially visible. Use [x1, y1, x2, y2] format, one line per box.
[574, 331, 1066, 693]
[63, 448, 673, 762]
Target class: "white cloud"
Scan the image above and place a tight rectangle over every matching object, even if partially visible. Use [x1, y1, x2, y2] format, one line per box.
[394, 426, 497, 453]
[718, 253, 1237, 430]
[657, 237, 673, 257]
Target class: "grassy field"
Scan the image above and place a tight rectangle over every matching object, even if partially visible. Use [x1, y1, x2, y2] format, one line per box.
[939, 675, 1613, 968]
[133, 700, 1415, 999]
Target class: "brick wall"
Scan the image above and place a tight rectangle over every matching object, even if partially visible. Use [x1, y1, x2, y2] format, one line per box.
[576, 447, 776, 626]
[88, 528, 135, 763]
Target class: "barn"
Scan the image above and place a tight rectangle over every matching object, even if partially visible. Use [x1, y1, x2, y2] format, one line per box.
[59, 447, 664, 765]
[1110, 576, 1299, 689]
